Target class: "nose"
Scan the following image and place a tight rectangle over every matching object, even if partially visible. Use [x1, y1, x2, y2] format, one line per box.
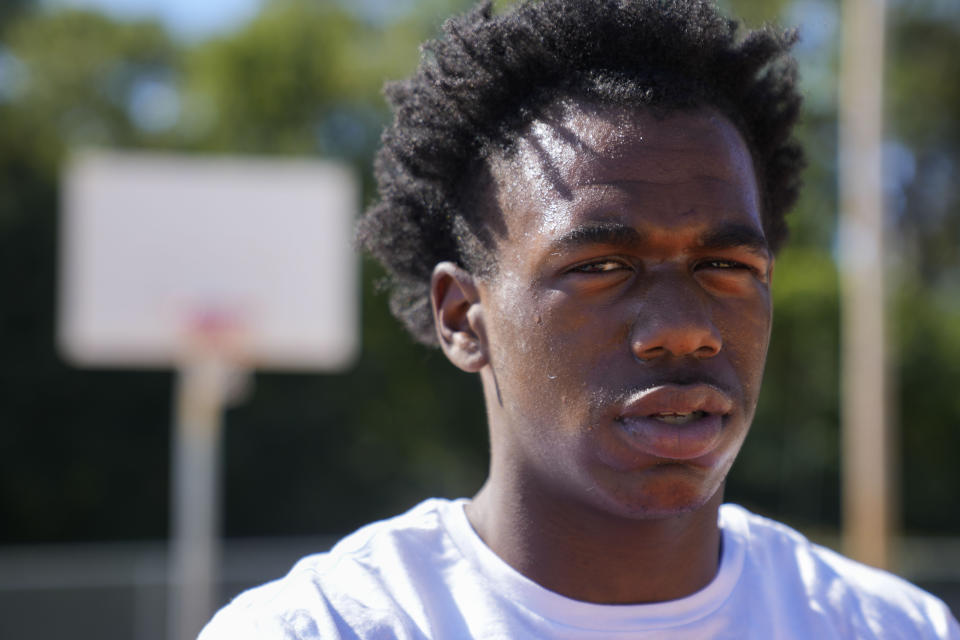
[630, 274, 722, 361]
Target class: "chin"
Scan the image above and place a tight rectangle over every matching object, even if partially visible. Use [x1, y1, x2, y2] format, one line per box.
[591, 464, 725, 520]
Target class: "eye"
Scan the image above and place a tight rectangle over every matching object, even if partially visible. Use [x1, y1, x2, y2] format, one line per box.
[697, 258, 756, 273]
[568, 258, 632, 274]
[695, 258, 765, 276]
[694, 257, 771, 290]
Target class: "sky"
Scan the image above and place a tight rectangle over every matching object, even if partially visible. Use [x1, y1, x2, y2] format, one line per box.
[46, 0, 264, 39]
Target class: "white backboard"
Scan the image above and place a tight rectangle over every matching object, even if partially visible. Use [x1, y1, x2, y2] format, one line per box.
[59, 151, 359, 371]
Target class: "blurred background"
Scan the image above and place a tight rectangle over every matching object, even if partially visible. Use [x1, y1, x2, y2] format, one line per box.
[0, 0, 957, 637]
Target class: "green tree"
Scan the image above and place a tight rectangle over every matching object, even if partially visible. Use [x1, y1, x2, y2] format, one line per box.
[0, 9, 181, 542]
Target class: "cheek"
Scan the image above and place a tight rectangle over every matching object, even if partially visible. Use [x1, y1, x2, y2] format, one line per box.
[487, 291, 613, 414]
[541, 290, 627, 341]
[485, 288, 554, 380]
[538, 296, 627, 373]
[716, 296, 772, 394]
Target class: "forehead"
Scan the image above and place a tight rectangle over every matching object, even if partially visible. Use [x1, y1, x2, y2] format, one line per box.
[484, 102, 763, 257]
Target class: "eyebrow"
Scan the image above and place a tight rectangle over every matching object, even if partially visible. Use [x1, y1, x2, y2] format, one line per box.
[548, 221, 644, 254]
[697, 223, 770, 256]
[546, 220, 770, 256]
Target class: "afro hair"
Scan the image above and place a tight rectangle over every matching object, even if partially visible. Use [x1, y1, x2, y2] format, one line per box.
[356, 0, 804, 345]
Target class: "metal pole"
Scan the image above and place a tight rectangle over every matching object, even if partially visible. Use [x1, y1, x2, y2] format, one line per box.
[838, 0, 892, 569]
[169, 355, 230, 640]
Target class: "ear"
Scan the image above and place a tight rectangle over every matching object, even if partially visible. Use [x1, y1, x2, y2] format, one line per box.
[431, 262, 488, 373]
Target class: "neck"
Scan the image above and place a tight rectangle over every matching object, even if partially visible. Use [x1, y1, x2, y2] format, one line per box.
[466, 473, 724, 604]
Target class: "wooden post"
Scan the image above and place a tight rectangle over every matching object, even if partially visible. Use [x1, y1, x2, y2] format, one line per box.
[838, 0, 893, 569]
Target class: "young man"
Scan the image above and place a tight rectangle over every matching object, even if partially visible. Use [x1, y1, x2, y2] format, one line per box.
[202, 0, 960, 637]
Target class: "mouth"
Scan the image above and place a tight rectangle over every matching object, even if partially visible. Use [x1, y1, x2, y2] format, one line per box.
[619, 383, 734, 419]
[649, 410, 708, 425]
[613, 385, 734, 461]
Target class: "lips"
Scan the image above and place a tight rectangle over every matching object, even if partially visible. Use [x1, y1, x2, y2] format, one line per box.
[614, 384, 734, 461]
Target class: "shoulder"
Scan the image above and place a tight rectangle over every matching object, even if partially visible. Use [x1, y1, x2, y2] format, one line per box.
[199, 498, 461, 640]
[721, 504, 960, 639]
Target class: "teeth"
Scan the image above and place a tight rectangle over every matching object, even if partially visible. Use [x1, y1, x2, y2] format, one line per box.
[652, 411, 703, 425]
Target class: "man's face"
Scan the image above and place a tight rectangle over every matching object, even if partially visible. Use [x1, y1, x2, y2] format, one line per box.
[474, 102, 773, 519]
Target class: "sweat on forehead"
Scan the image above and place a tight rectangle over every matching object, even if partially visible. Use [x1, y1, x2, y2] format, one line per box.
[479, 105, 765, 273]
[497, 102, 758, 195]
[483, 103, 761, 231]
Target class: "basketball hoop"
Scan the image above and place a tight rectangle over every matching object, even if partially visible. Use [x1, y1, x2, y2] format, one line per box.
[57, 150, 359, 640]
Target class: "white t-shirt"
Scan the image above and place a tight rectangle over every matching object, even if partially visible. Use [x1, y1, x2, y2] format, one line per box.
[200, 499, 960, 639]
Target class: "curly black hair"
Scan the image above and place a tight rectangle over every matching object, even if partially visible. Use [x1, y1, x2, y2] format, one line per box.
[357, 0, 804, 346]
